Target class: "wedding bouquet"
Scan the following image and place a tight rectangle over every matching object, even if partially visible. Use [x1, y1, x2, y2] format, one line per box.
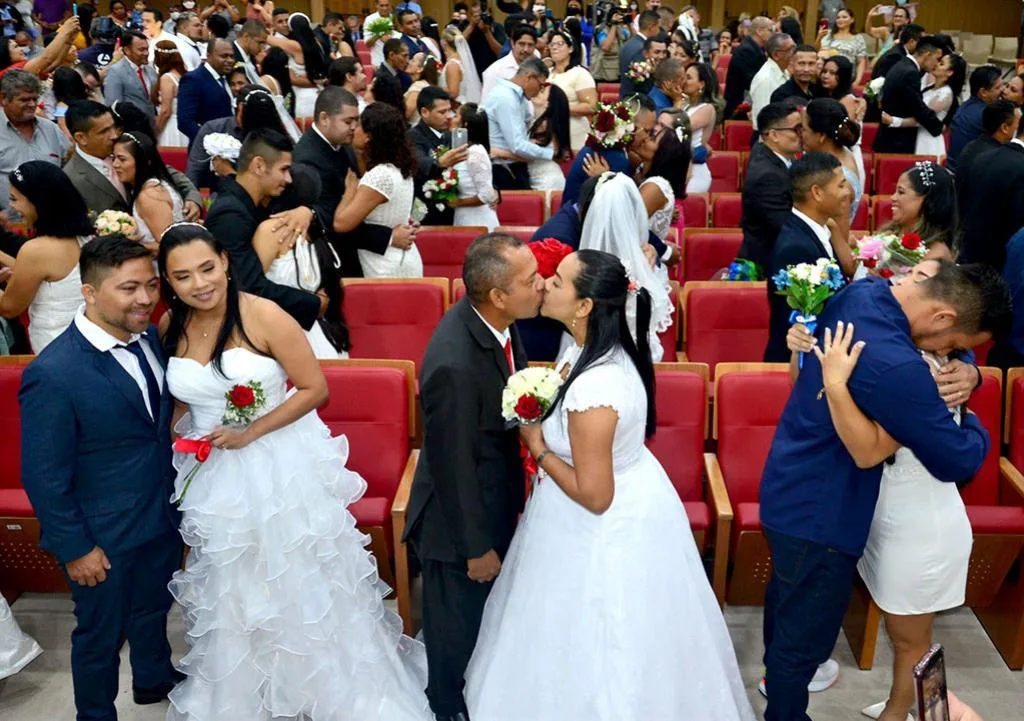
[865, 77, 885, 102]
[502, 367, 564, 425]
[772, 258, 845, 368]
[422, 167, 459, 211]
[94, 210, 137, 237]
[365, 16, 394, 41]
[855, 231, 925, 278]
[727, 258, 762, 281]
[627, 59, 651, 84]
[529, 238, 574, 278]
[203, 132, 242, 163]
[587, 100, 636, 151]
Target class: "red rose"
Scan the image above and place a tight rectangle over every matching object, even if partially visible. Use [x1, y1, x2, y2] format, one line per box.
[879, 267, 895, 279]
[901, 232, 922, 250]
[514, 394, 543, 421]
[195, 441, 212, 463]
[862, 257, 877, 269]
[229, 385, 256, 407]
[615, 104, 631, 121]
[529, 238, 574, 278]
[594, 110, 616, 133]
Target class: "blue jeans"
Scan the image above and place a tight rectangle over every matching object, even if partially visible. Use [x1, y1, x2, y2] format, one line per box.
[762, 528, 859, 721]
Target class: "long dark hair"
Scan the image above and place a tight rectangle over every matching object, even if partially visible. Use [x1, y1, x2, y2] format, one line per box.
[547, 249, 656, 437]
[239, 86, 288, 136]
[805, 97, 860, 149]
[114, 131, 182, 203]
[10, 160, 94, 237]
[547, 28, 580, 70]
[289, 13, 329, 82]
[158, 223, 264, 375]
[459, 103, 490, 152]
[361, 102, 418, 178]
[260, 46, 294, 111]
[648, 128, 691, 199]
[52, 66, 89, 106]
[821, 55, 854, 98]
[882, 160, 959, 250]
[937, 54, 967, 128]
[531, 82, 571, 162]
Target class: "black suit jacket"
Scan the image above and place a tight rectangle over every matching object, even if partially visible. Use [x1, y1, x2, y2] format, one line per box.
[955, 135, 1003, 222]
[204, 177, 321, 328]
[177, 64, 234, 145]
[739, 142, 793, 270]
[291, 129, 392, 277]
[872, 44, 906, 81]
[874, 56, 944, 154]
[377, 61, 412, 91]
[403, 298, 527, 563]
[959, 143, 1024, 271]
[765, 214, 836, 362]
[314, 26, 333, 59]
[770, 78, 815, 105]
[409, 123, 456, 226]
[724, 37, 766, 119]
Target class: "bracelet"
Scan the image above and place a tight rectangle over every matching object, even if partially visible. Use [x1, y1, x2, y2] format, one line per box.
[535, 449, 552, 467]
[817, 380, 847, 401]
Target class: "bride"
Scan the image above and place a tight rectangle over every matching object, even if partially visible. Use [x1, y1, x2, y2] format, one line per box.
[156, 224, 430, 720]
[465, 249, 755, 721]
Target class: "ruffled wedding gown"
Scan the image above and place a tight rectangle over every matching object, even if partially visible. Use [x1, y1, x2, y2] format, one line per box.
[165, 347, 430, 721]
[465, 346, 755, 721]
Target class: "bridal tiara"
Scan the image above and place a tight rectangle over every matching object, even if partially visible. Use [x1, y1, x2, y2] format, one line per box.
[914, 160, 936, 188]
[159, 221, 208, 243]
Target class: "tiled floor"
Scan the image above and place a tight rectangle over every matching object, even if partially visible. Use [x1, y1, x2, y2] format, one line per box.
[2, 593, 1022, 719]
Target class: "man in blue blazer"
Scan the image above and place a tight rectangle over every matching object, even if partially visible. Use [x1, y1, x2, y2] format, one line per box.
[20, 235, 182, 721]
[177, 37, 237, 145]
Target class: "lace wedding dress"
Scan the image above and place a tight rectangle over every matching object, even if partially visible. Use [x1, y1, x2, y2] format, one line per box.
[465, 346, 756, 721]
[134, 179, 185, 245]
[358, 163, 422, 278]
[453, 143, 499, 232]
[165, 347, 430, 721]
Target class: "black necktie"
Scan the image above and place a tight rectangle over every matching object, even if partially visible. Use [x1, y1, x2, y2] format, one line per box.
[124, 339, 160, 419]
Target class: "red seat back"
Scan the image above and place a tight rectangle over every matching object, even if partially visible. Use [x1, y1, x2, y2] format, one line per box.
[860, 123, 879, 151]
[317, 365, 409, 501]
[549, 191, 563, 215]
[682, 230, 742, 283]
[657, 287, 680, 361]
[724, 121, 754, 151]
[711, 193, 743, 227]
[875, 154, 924, 194]
[417, 226, 484, 281]
[708, 151, 741, 192]
[646, 369, 706, 502]
[344, 282, 447, 368]
[708, 127, 722, 151]
[1010, 376, 1024, 474]
[852, 197, 869, 230]
[159, 147, 188, 173]
[495, 226, 536, 243]
[872, 196, 893, 230]
[682, 193, 709, 227]
[0, 363, 26, 492]
[596, 82, 619, 95]
[496, 190, 545, 226]
[861, 150, 874, 193]
[717, 53, 732, 70]
[716, 369, 791, 503]
[453, 280, 466, 302]
[961, 372, 1003, 506]
[684, 284, 769, 373]
[364, 65, 375, 84]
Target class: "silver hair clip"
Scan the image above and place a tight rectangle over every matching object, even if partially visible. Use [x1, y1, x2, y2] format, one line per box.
[121, 131, 143, 145]
[159, 221, 207, 243]
[914, 160, 935, 188]
[12, 168, 23, 183]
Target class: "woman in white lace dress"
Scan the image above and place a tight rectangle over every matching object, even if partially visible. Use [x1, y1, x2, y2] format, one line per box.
[466, 249, 756, 721]
[154, 40, 188, 147]
[452, 104, 499, 231]
[681, 63, 720, 194]
[881, 54, 967, 159]
[334, 103, 422, 277]
[636, 124, 691, 248]
[112, 132, 185, 250]
[439, 25, 481, 104]
[0, 161, 95, 352]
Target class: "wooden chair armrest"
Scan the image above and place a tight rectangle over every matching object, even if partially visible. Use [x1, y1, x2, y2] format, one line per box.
[998, 456, 1024, 503]
[704, 452, 734, 521]
[391, 449, 420, 521]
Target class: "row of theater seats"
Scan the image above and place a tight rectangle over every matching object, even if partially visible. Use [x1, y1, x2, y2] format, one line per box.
[1, 357, 1021, 670]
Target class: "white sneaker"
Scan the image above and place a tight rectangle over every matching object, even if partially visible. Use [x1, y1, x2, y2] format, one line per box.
[758, 659, 840, 698]
[860, 702, 913, 721]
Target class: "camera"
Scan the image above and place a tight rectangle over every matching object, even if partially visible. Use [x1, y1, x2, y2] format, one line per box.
[595, 0, 631, 27]
[480, 11, 493, 24]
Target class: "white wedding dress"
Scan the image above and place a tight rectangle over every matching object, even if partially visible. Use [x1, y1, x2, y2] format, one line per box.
[0, 596, 42, 680]
[27, 237, 89, 353]
[358, 163, 423, 278]
[289, 59, 319, 118]
[134, 179, 185, 245]
[157, 74, 189, 148]
[528, 140, 566, 192]
[453, 144, 499, 232]
[685, 103, 713, 194]
[916, 86, 953, 157]
[165, 347, 430, 721]
[465, 346, 756, 721]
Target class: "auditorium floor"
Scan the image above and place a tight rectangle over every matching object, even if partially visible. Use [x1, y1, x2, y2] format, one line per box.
[2, 593, 1022, 720]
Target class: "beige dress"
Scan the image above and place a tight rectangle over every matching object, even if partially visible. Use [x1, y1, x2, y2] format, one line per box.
[549, 65, 596, 152]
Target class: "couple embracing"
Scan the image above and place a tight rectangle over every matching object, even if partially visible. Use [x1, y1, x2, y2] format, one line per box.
[405, 233, 756, 721]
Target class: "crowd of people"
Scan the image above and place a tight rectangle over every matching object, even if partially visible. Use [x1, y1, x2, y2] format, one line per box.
[0, 1, 1014, 721]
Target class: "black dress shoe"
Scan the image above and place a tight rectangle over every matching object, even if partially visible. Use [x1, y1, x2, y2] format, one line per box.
[434, 713, 470, 721]
[132, 669, 187, 704]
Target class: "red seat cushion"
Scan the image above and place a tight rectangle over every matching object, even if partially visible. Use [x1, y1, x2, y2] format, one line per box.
[734, 502, 761, 530]
[685, 286, 770, 373]
[646, 369, 706, 502]
[350, 496, 390, 526]
[0, 364, 25, 494]
[158, 147, 188, 173]
[684, 501, 710, 531]
[873, 197, 893, 230]
[0, 489, 34, 517]
[724, 121, 754, 151]
[965, 505, 1024, 534]
[861, 123, 879, 152]
[683, 231, 742, 283]
[852, 197, 869, 230]
[711, 194, 742, 227]
[344, 283, 446, 368]
[496, 191, 545, 226]
[875, 155, 925, 194]
[961, 374, 1003, 506]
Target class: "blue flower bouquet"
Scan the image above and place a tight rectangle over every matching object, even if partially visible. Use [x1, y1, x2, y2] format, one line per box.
[772, 258, 845, 368]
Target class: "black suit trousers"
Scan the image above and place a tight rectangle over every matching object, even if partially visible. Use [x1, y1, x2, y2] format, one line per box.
[492, 162, 530, 191]
[419, 556, 494, 716]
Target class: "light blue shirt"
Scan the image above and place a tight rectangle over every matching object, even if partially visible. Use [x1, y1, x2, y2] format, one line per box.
[481, 79, 554, 163]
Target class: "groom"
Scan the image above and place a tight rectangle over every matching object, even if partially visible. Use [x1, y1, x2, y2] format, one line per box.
[759, 262, 1011, 721]
[20, 235, 182, 721]
[404, 233, 544, 721]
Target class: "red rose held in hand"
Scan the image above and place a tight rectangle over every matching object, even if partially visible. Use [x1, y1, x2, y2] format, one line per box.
[594, 110, 615, 133]
[514, 394, 543, 421]
[879, 267, 895, 279]
[900, 232, 922, 250]
[615, 104, 631, 121]
[195, 441, 212, 462]
[863, 257, 877, 269]
[229, 385, 256, 407]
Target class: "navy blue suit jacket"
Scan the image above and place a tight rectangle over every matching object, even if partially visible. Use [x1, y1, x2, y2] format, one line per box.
[19, 322, 178, 564]
[177, 64, 235, 145]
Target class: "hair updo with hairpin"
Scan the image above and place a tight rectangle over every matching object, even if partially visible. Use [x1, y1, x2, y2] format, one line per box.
[805, 98, 860, 149]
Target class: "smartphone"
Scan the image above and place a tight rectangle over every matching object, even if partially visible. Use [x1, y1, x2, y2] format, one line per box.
[915, 644, 951, 721]
[819, 19, 829, 30]
[452, 127, 468, 149]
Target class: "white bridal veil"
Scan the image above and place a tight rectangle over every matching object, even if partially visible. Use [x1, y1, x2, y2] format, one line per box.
[453, 32, 482, 104]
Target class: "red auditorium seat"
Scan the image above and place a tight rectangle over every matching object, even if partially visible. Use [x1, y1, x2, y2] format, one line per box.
[356, 39, 367, 52]
[724, 120, 754, 151]
[496, 190, 545, 226]
[549, 191, 563, 215]
[646, 362, 732, 604]
[357, 49, 371, 66]
[708, 363, 792, 605]
[711, 193, 743, 227]
[416, 226, 486, 283]
[852, 197, 869, 231]
[861, 151, 874, 195]
[679, 282, 769, 374]
[681, 229, 743, 283]
[861, 123, 879, 150]
[708, 151, 741, 192]
[682, 193, 708, 227]
[318, 360, 418, 632]
[657, 281, 681, 362]
[0, 357, 69, 599]
[596, 82, 619, 95]
[453, 278, 466, 302]
[600, 91, 619, 104]
[495, 226, 537, 243]
[159, 147, 188, 173]
[874, 154, 928, 194]
[871, 195, 893, 230]
[708, 127, 722, 151]
[342, 278, 449, 369]
[716, 65, 727, 90]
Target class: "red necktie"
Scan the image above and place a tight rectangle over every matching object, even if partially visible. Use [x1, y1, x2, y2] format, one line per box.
[137, 66, 148, 95]
[503, 337, 514, 374]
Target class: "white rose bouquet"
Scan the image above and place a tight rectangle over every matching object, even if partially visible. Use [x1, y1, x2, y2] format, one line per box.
[501, 367, 564, 425]
[94, 210, 137, 237]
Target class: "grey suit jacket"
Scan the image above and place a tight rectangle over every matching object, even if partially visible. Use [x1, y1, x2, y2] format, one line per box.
[63, 150, 203, 217]
[104, 59, 158, 116]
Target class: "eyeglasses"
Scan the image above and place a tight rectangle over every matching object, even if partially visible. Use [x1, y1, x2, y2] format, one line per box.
[773, 124, 804, 135]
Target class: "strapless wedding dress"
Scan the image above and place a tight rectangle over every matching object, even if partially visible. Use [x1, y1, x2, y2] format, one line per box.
[165, 347, 430, 721]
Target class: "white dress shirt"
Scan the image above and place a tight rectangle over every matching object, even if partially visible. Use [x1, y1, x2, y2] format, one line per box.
[472, 305, 512, 352]
[147, 30, 179, 65]
[481, 51, 521, 103]
[750, 59, 790, 129]
[175, 34, 204, 71]
[363, 12, 402, 67]
[792, 207, 835, 259]
[74, 307, 164, 419]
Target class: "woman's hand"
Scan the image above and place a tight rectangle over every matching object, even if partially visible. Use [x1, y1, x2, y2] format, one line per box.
[582, 153, 610, 177]
[948, 692, 984, 721]
[641, 242, 657, 268]
[489, 147, 516, 161]
[812, 321, 865, 388]
[520, 422, 545, 457]
[817, 25, 829, 39]
[207, 425, 255, 450]
[786, 323, 817, 354]
[881, 111, 894, 126]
